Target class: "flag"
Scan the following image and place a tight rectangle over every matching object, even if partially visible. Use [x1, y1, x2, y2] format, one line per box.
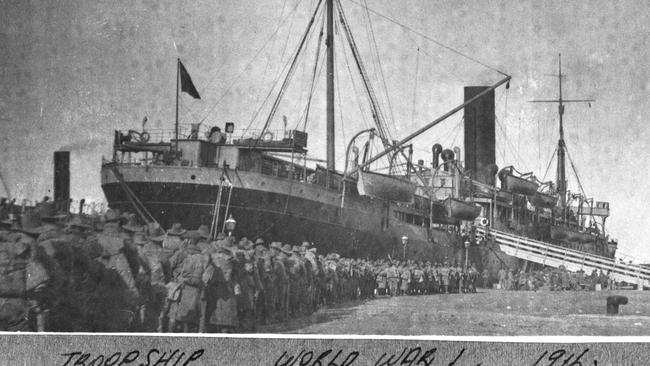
[178, 60, 201, 99]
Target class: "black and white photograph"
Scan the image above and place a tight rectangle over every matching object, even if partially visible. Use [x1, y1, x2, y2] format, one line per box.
[0, 0, 649, 363]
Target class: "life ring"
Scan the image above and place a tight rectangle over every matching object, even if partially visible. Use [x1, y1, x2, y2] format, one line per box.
[140, 131, 150, 143]
[262, 131, 274, 142]
[479, 217, 489, 226]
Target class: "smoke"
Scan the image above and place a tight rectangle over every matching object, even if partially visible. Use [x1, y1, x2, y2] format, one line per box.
[58, 137, 109, 152]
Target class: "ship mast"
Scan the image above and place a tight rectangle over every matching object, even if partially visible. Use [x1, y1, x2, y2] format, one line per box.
[326, 0, 335, 171]
[557, 54, 567, 212]
[530, 54, 594, 221]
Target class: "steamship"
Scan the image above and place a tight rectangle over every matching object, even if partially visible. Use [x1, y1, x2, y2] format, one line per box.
[101, 0, 616, 274]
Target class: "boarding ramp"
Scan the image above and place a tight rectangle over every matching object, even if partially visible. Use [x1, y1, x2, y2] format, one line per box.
[475, 226, 650, 289]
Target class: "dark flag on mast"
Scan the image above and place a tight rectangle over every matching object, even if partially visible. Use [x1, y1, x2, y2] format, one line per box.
[178, 60, 201, 99]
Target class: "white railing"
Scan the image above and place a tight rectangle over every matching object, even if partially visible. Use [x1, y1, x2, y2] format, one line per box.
[476, 226, 650, 288]
[127, 125, 294, 144]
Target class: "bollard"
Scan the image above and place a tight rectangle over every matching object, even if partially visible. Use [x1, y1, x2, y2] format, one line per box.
[606, 295, 628, 315]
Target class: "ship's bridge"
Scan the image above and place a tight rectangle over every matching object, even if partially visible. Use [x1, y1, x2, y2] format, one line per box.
[111, 124, 308, 168]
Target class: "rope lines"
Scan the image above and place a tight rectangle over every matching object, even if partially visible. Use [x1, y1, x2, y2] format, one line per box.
[197, 0, 303, 125]
[344, 0, 508, 76]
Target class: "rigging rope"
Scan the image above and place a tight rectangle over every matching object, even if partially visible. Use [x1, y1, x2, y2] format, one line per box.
[410, 47, 420, 129]
[200, 0, 290, 95]
[296, 56, 326, 131]
[243, 49, 297, 136]
[495, 116, 529, 172]
[541, 146, 557, 183]
[344, 0, 508, 76]
[335, 0, 391, 143]
[257, 0, 325, 144]
[564, 144, 588, 197]
[338, 22, 372, 131]
[302, 10, 326, 132]
[361, 0, 396, 130]
[449, 116, 463, 148]
[198, 0, 303, 125]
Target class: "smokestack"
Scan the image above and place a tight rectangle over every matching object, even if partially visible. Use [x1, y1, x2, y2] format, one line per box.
[54, 151, 70, 210]
[463, 86, 495, 185]
[432, 144, 442, 169]
[79, 198, 85, 215]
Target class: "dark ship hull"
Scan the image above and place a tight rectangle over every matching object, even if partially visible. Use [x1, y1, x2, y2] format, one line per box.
[101, 164, 474, 263]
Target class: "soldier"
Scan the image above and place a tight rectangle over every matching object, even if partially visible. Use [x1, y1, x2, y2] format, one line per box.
[303, 246, 319, 312]
[253, 239, 272, 325]
[440, 263, 450, 294]
[269, 242, 288, 322]
[234, 241, 260, 332]
[386, 261, 399, 296]
[468, 264, 478, 293]
[135, 229, 171, 332]
[323, 254, 339, 304]
[375, 264, 387, 296]
[0, 228, 58, 331]
[481, 268, 490, 289]
[506, 269, 514, 291]
[166, 231, 208, 332]
[447, 267, 456, 293]
[412, 265, 425, 295]
[93, 210, 142, 331]
[195, 225, 212, 252]
[164, 223, 187, 252]
[201, 238, 238, 333]
[426, 263, 437, 294]
[498, 267, 507, 290]
[286, 245, 305, 315]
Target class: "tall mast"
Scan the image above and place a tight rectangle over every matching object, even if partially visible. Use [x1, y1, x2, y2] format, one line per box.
[557, 54, 567, 212]
[530, 53, 594, 221]
[326, 0, 335, 171]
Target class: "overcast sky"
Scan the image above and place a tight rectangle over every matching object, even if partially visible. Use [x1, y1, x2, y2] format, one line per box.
[1, 0, 648, 260]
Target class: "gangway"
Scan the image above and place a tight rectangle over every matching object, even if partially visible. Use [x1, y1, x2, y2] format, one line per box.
[475, 226, 650, 289]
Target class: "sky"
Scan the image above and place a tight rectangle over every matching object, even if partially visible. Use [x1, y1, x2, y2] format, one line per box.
[0, 0, 648, 260]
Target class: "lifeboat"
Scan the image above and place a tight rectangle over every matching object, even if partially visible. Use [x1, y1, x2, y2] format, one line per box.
[357, 170, 416, 203]
[498, 169, 539, 195]
[527, 191, 558, 208]
[430, 201, 458, 224]
[444, 197, 481, 221]
[550, 225, 569, 240]
[551, 225, 596, 244]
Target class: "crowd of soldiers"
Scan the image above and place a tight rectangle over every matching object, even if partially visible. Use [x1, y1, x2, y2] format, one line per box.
[0, 195, 494, 332]
[495, 266, 615, 291]
[2, 197, 620, 333]
[374, 262, 481, 296]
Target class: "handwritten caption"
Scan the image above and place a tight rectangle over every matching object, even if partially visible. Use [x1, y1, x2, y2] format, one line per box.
[59, 349, 204, 366]
[275, 347, 598, 366]
[55, 346, 599, 365]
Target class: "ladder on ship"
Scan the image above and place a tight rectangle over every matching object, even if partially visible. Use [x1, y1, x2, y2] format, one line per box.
[475, 226, 650, 289]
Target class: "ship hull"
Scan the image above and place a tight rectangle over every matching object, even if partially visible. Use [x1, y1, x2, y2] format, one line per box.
[101, 164, 469, 262]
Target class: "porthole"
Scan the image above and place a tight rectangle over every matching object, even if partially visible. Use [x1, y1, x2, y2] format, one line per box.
[190, 174, 196, 180]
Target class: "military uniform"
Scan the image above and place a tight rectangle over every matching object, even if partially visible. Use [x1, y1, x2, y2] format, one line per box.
[386, 264, 399, 296]
[269, 242, 289, 322]
[202, 239, 238, 332]
[166, 233, 208, 333]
